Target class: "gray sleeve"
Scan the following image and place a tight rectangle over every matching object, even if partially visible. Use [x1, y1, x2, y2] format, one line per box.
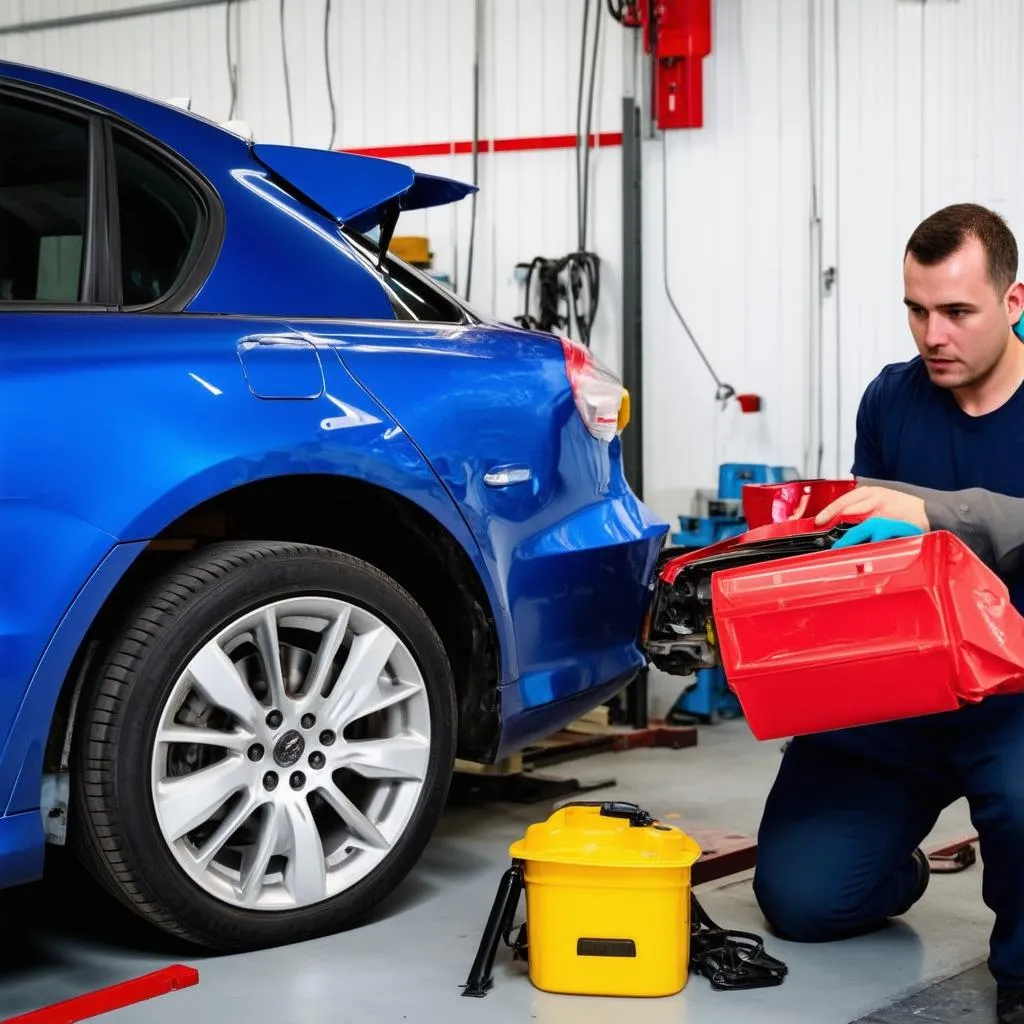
[858, 477, 1024, 577]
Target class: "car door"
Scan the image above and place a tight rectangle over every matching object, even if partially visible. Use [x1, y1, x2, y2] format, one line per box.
[0, 84, 124, 777]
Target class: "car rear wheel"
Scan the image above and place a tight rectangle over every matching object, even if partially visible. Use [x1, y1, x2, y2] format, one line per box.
[70, 541, 456, 951]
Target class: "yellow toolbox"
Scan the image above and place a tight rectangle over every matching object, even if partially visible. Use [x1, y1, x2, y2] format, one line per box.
[389, 235, 431, 265]
[464, 801, 701, 998]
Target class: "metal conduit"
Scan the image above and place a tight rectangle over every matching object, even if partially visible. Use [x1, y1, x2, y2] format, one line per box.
[0, 0, 253, 37]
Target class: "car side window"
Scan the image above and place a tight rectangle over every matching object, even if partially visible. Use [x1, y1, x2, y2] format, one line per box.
[0, 93, 90, 303]
[111, 128, 204, 307]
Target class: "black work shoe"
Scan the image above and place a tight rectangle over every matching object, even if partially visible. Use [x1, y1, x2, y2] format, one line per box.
[997, 986, 1024, 1023]
[893, 848, 930, 916]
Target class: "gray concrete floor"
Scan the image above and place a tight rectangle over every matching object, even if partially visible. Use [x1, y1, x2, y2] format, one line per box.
[0, 721, 994, 1023]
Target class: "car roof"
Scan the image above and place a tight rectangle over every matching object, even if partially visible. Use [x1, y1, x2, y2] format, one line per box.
[0, 58, 241, 143]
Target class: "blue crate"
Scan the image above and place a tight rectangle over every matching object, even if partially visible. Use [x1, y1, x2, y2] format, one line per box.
[672, 665, 743, 722]
[671, 463, 800, 548]
[717, 463, 798, 501]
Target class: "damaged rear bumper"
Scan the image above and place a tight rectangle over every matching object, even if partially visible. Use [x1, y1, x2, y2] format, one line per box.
[645, 521, 848, 675]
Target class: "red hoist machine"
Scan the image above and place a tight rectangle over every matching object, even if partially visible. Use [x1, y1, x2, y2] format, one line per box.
[619, 0, 712, 130]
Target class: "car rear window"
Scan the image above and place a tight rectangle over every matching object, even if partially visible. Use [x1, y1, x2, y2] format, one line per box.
[112, 128, 205, 307]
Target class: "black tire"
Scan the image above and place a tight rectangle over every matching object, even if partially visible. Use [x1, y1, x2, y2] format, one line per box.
[69, 541, 456, 952]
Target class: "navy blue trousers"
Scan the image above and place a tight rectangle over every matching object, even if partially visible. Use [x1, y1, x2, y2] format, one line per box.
[753, 693, 1024, 986]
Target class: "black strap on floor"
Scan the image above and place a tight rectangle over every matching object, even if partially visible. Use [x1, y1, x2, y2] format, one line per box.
[689, 893, 789, 990]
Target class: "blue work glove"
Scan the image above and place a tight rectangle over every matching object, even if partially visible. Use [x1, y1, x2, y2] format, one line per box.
[832, 516, 924, 549]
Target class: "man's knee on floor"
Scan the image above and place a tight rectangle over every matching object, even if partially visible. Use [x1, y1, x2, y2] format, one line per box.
[753, 861, 864, 943]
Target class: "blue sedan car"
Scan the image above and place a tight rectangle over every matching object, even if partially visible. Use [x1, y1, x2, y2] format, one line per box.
[0, 60, 667, 951]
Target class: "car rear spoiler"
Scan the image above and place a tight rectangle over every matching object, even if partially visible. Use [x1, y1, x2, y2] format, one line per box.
[252, 144, 476, 263]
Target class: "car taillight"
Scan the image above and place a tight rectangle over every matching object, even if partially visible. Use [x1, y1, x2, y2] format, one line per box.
[560, 337, 630, 442]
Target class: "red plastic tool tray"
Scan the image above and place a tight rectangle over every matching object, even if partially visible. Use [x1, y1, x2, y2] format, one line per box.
[741, 477, 856, 527]
[705, 528, 1024, 740]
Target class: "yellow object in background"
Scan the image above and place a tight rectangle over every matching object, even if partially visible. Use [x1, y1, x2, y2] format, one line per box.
[508, 802, 701, 998]
[617, 388, 631, 433]
[389, 235, 431, 265]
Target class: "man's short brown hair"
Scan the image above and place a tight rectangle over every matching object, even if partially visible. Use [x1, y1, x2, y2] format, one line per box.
[905, 203, 1018, 295]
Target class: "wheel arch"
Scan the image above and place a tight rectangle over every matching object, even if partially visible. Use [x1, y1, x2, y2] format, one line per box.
[41, 473, 504, 817]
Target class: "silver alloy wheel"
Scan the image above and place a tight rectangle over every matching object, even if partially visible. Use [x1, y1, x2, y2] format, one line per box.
[150, 596, 432, 911]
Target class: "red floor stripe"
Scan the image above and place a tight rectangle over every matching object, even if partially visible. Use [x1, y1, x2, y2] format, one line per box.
[341, 130, 623, 159]
[2, 965, 199, 1024]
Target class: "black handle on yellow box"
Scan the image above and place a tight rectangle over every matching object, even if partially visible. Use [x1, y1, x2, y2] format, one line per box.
[556, 800, 656, 827]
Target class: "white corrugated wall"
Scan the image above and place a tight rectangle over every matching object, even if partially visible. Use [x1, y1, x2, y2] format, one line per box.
[828, 0, 1024, 482]
[641, 0, 817, 519]
[2, 0, 1023, 526]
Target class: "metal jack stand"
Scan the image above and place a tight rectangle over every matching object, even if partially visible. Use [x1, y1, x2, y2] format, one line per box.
[461, 861, 526, 998]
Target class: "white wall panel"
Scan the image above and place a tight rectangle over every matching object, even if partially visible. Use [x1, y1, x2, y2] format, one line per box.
[641, 0, 816, 520]
[829, 0, 1024, 480]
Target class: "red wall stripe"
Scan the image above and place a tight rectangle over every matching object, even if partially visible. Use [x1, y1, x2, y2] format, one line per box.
[340, 131, 623, 160]
[2, 965, 199, 1023]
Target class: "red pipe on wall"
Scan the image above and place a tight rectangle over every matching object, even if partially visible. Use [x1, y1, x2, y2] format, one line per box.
[340, 131, 623, 161]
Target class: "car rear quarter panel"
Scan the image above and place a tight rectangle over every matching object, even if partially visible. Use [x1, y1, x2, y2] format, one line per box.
[299, 320, 668, 737]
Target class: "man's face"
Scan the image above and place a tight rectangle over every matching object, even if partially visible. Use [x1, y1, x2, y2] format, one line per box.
[903, 235, 1022, 390]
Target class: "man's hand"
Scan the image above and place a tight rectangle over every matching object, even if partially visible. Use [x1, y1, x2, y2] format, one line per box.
[813, 485, 930, 531]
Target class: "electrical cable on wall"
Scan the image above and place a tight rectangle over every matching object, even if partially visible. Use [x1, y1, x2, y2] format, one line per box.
[833, 0, 843, 479]
[279, 0, 294, 145]
[660, 135, 735, 407]
[324, 0, 337, 150]
[580, 0, 602, 251]
[605, 0, 628, 24]
[575, 0, 592, 251]
[807, 0, 824, 478]
[464, 0, 482, 302]
[225, 0, 237, 121]
[514, 0, 602, 347]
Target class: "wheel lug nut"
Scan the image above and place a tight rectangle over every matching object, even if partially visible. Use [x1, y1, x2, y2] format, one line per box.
[263, 771, 279, 791]
[266, 710, 283, 729]
[301, 713, 316, 729]
[319, 730, 336, 746]
[290, 771, 306, 790]
[309, 751, 326, 770]
[248, 743, 264, 762]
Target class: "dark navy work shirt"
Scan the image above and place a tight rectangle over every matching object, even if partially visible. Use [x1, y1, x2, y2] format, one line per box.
[851, 355, 1024, 611]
